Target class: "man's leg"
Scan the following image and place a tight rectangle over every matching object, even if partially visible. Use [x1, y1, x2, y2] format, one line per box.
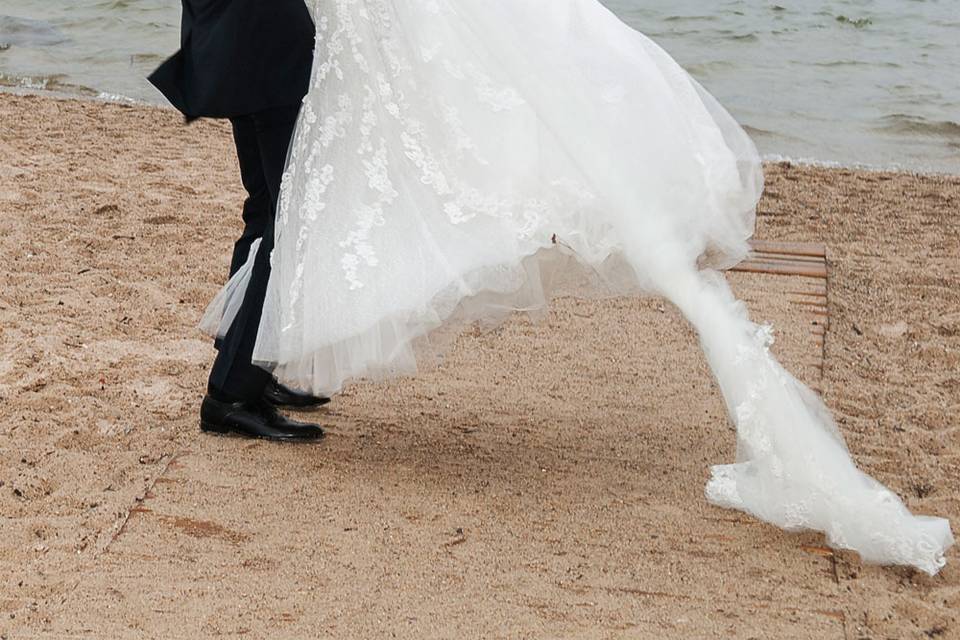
[229, 115, 271, 277]
[208, 104, 302, 402]
[200, 103, 323, 441]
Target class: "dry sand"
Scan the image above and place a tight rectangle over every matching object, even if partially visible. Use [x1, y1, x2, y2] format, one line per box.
[0, 92, 958, 639]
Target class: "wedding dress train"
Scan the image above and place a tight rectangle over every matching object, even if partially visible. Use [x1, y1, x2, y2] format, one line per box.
[203, 0, 953, 573]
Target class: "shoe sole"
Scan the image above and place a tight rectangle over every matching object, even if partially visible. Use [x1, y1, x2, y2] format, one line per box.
[199, 420, 231, 434]
[200, 420, 325, 442]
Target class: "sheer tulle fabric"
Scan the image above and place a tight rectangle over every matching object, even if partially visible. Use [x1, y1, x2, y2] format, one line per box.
[204, 0, 953, 573]
[200, 238, 261, 339]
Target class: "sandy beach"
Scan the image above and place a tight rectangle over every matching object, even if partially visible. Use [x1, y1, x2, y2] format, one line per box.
[0, 92, 958, 639]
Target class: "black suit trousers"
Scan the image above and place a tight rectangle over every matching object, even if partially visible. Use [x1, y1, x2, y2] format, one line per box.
[208, 103, 301, 400]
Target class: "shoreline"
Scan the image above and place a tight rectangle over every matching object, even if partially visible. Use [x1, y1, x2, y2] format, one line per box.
[3, 86, 958, 179]
[759, 152, 960, 179]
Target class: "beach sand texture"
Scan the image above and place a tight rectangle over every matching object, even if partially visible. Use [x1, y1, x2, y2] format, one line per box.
[0, 93, 957, 638]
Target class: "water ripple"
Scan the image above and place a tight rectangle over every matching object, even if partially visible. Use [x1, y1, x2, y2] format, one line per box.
[0, 0, 957, 174]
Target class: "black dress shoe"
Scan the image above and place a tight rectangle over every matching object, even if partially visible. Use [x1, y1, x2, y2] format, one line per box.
[262, 378, 330, 410]
[200, 395, 325, 442]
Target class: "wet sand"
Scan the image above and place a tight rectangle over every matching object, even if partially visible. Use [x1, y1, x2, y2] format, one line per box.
[0, 92, 957, 639]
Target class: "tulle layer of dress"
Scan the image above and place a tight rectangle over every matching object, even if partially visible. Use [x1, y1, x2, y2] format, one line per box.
[203, 0, 953, 573]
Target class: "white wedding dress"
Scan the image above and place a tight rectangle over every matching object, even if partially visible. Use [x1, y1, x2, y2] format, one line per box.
[203, 0, 953, 573]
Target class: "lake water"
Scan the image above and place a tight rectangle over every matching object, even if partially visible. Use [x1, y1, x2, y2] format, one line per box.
[1, 0, 958, 174]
